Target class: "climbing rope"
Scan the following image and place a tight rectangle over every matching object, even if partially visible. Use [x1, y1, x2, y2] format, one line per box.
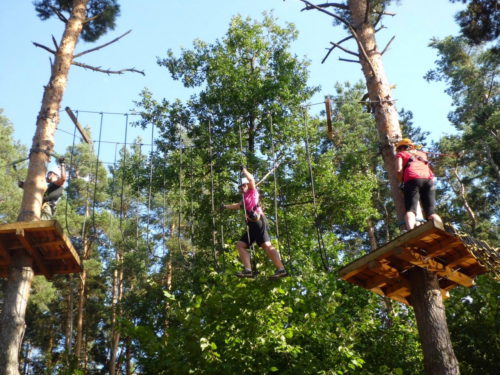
[303, 110, 330, 272]
[208, 119, 221, 272]
[145, 123, 155, 253]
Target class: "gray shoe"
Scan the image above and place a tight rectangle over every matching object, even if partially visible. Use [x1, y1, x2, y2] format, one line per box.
[269, 269, 288, 279]
[235, 269, 255, 278]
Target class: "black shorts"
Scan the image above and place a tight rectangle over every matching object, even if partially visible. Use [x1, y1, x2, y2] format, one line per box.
[403, 178, 436, 217]
[239, 215, 271, 247]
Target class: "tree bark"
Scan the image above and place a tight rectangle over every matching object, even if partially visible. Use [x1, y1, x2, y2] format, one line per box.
[346, 1, 460, 373]
[409, 267, 460, 375]
[0, 254, 34, 375]
[75, 232, 91, 362]
[348, 0, 405, 221]
[64, 275, 74, 359]
[0, 1, 88, 373]
[109, 251, 123, 375]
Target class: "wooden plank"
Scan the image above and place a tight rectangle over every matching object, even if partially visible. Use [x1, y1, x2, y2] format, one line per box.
[65, 107, 91, 144]
[396, 249, 474, 287]
[0, 220, 56, 233]
[16, 232, 51, 277]
[411, 236, 461, 258]
[384, 278, 411, 299]
[339, 220, 443, 279]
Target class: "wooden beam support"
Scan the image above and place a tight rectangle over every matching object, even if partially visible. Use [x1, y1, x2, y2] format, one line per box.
[339, 220, 443, 280]
[65, 107, 92, 144]
[16, 231, 51, 277]
[0, 241, 12, 264]
[384, 278, 411, 298]
[397, 250, 474, 287]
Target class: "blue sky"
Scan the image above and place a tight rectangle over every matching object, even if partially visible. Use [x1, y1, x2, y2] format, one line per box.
[0, 0, 464, 166]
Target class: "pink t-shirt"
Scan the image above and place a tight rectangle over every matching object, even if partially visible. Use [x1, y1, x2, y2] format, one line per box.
[243, 188, 263, 218]
[396, 150, 433, 182]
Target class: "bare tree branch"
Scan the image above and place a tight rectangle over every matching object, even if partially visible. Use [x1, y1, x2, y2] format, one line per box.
[301, 2, 348, 11]
[84, 13, 102, 24]
[74, 30, 132, 58]
[300, 0, 376, 76]
[381, 35, 395, 55]
[301, 1, 396, 16]
[33, 42, 56, 55]
[72, 60, 145, 76]
[329, 41, 359, 57]
[339, 57, 361, 64]
[51, 35, 59, 51]
[49, 5, 68, 23]
[322, 35, 354, 63]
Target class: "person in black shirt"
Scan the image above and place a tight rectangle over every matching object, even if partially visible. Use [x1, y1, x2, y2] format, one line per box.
[18, 158, 67, 220]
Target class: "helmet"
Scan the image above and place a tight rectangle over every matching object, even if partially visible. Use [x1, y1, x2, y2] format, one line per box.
[240, 177, 249, 186]
[396, 138, 413, 149]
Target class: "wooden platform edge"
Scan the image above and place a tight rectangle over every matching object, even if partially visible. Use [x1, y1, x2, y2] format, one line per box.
[0, 220, 82, 272]
[338, 220, 444, 280]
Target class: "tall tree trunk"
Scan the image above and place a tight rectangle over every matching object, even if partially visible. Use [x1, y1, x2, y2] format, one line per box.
[409, 268, 460, 375]
[65, 275, 74, 360]
[0, 1, 88, 373]
[347, 1, 459, 373]
[451, 167, 477, 229]
[125, 337, 132, 375]
[348, 0, 405, 220]
[109, 251, 123, 375]
[75, 214, 91, 363]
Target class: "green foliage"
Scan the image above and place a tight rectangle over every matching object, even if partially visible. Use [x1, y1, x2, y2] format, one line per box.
[0, 109, 27, 223]
[34, 0, 120, 42]
[450, 0, 499, 44]
[445, 276, 500, 375]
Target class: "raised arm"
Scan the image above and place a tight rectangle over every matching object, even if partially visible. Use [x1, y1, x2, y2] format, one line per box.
[54, 159, 67, 186]
[241, 166, 255, 190]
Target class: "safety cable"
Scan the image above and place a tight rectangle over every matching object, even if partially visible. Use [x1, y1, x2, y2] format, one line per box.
[303, 110, 330, 272]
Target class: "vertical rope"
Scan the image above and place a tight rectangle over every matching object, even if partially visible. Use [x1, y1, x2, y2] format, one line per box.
[269, 114, 281, 253]
[108, 143, 119, 231]
[208, 120, 220, 271]
[178, 143, 183, 258]
[119, 114, 129, 234]
[64, 117, 78, 237]
[281, 196, 294, 273]
[91, 112, 104, 238]
[237, 119, 256, 273]
[146, 123, 155, 253]
[189, 145, 194, 242]
[303, 110, 330, 272]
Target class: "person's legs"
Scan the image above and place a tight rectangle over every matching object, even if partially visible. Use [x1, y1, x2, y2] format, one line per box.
[236, 240, 252, 270]
[420, 179, 442, 225]
[403, 179, 421, 230]
[260, 241, 284, 270]
[41, 203, 53, 220]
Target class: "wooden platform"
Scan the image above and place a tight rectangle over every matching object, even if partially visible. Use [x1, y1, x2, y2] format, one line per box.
[339, 220, 488, 305]
[0, 220, 82, 278]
